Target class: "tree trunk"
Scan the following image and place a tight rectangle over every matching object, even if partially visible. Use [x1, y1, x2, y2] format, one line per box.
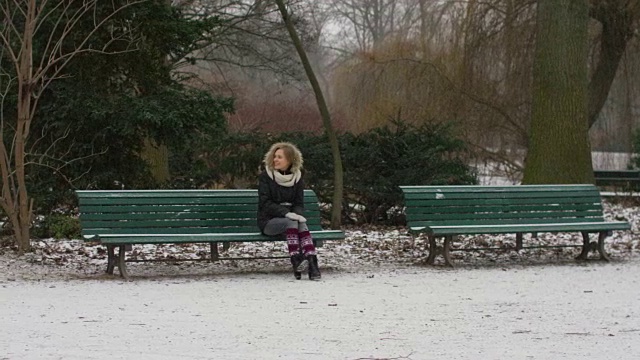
[141, 138, 170, 184]
[1, 0, 143, 253]
[523, 0, 593, 184]
[13, 0, 37, 253]
[587, 1, 639, 128]
[274, 0, 344, 228]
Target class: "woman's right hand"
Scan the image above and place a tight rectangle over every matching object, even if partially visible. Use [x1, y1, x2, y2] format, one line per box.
[285, 212, 307, 223]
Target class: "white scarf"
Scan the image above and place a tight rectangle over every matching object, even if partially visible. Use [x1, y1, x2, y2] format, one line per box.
[268, 169, 301, 187]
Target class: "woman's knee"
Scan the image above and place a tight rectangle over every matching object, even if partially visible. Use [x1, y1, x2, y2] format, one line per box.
[285, 219, 298, 229]
[264, 218, 297, 235]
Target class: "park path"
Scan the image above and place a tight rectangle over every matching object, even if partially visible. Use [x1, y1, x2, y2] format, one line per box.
[2, 259, 640, 360]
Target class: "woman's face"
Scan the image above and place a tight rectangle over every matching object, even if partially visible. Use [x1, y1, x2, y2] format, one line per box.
[273, 149, 291, 171]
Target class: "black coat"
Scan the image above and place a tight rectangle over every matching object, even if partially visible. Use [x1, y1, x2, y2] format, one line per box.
[257, 170, 305, 233]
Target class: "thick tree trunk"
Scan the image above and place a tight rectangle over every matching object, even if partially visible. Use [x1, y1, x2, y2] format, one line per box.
[587, 1, 638, 128]
[523, 0, 593, 184]
[275, 0, 344, 228]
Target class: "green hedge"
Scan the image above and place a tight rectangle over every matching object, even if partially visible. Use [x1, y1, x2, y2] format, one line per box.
[189, 121, 477, 224]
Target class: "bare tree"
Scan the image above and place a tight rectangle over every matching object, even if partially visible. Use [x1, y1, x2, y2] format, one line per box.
[177, 0, 310, 87]
[274, 0, 344, 228]
[327, 0, 421, 53]
[0, 0, 144, 254]
[326, 0, 639, 180]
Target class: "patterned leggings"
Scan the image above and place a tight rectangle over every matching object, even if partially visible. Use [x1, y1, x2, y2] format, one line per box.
[263, 218, 317, 256]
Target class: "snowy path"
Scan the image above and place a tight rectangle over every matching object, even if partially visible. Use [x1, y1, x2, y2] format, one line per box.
[2, 259, 640, 360]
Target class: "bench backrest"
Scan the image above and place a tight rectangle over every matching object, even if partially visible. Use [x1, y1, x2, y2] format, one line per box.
[400, 184, 607, 227]
[77, 190, 325, 236]
[594, 170, 640, 186]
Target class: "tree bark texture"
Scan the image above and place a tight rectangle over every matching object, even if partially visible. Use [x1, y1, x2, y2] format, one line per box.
[12, 0, 37, 253]
[141, 139, 170, 184]
[523, 0, 593, 184]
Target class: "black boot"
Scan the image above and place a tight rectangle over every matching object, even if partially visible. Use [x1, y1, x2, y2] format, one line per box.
[307, 255, 321, 280]
[290, 254, 306, 280]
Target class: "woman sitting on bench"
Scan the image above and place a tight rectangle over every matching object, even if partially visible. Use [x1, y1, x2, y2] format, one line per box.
[257, 142, 321, 280]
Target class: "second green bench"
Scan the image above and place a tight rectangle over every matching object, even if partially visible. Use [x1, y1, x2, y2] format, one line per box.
[400, 184, 631, 266]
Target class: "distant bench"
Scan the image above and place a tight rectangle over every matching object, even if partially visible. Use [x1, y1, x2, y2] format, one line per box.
[594, 169, 640, 193]
[400, 184, 630, 267]
[76, 189, 345, 279]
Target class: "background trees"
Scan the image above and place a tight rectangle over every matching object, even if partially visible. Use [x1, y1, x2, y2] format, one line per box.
[1, 0, 147, 253]
[1, 0, 640, 246]
[0, 1, 232, 251]
[317, 0, 639, 180]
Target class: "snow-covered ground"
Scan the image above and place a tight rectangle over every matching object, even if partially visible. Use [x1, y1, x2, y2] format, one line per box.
[3, 260, 640, 360]
[1, 200, 639, 359]
[1, 201, 640, 281]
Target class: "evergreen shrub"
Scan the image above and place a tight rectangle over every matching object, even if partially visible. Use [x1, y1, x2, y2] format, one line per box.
[189, 121, 477, 225]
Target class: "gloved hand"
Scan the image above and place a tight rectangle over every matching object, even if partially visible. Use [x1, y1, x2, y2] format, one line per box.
[285, 212, 307, 223]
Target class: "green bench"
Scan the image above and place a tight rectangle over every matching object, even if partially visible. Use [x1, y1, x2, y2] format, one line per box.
[76, 189, 345, 279]
[400, 184, 631, 267]
[594, 169, 640, 193]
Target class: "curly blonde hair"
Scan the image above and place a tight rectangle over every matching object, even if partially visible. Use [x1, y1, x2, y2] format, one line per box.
[263, 142, 304, 172]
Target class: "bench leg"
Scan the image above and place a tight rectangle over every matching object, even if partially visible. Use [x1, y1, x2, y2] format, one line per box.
[426, 236, 437, 265]
[117, 245, 130, 280]
[576, 232, 593, 260]
[576, 231, 597, 260]
[576, 231, 610, 261]
[210, 242, 219, 262]
[515, 233, 523, 251]
[106, 245, 116, 274]
[596, 231, 611, 262]
[443, 235, 455, 268]
[222, 242, 231, 252]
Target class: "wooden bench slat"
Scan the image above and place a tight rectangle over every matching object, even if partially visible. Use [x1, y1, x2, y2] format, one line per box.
[85, 230, 345, 244]
[80, 217, 323, 229]
[78, 193, 318, 205]
[410, 221, 630, 235]
[78, 197, 258, 206]
[80, 211, 259, 221]
[400, 184, 596, 193]
[81, 223, 328, 235]
[78, 203, 322, 213]
[404, 196, 603, 207]
[77, 189, 268, 197]
[406, 210, 606, 222]
[405, 191, 600, 201]
[408, 216, 610, 227]
[79, 211, 323, 221]
[82, 227, 262, 235]
[405, 203, 602, 214]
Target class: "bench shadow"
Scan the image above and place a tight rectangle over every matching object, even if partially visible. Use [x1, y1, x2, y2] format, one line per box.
[72, 261, 342, 282]
[412, 254, 634, 270]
